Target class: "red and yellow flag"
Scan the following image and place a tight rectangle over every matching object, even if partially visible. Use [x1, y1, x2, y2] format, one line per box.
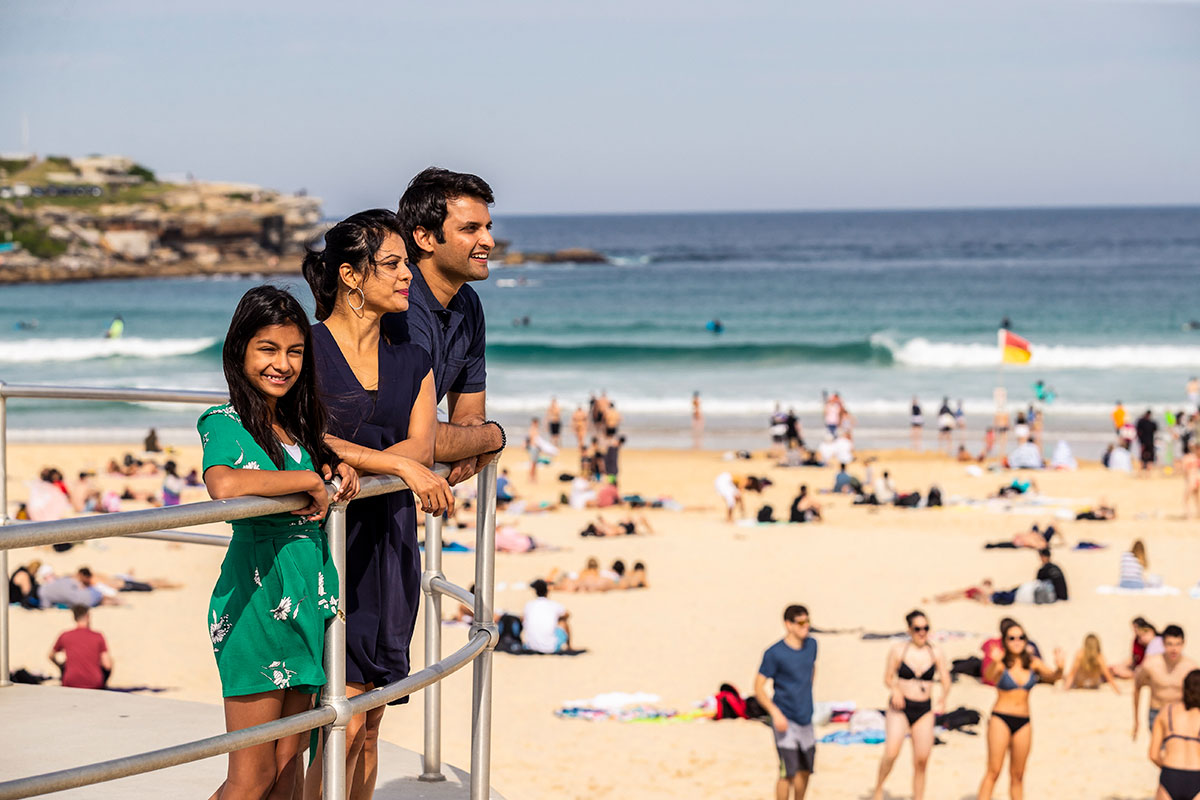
[999, 329, 1032, 364]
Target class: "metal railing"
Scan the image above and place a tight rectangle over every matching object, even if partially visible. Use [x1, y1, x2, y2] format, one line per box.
[0, 382, 498, 800]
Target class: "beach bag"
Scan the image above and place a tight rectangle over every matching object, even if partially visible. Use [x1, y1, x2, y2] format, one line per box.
[756, 505, 776, 523]
[496, 614, 524, 654]
[936, 706, 981, 731]
[926, 486, 943, 507]
[850, 709, 885, 733]
[895, 492, 921, 508]
[713, 683, 748, 720]
[1033, 580, 1057, 604]
[951, 656, 983, 678]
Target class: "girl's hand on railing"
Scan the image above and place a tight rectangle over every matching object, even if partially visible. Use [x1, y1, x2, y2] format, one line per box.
[292, 472, 331, 521]
[396, 457, 455, 516]
[324, 462, 360, 503]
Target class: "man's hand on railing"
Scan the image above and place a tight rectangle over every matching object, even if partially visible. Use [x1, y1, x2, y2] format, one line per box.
[324, 462, 360, 504]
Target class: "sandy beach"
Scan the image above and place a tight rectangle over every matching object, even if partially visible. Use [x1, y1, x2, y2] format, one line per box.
[5, 433, 1199, 799]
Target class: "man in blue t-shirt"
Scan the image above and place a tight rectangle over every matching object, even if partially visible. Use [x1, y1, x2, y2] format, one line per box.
[755, 604, 818, 799]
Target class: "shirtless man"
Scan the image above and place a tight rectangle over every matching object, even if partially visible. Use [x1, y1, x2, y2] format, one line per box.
[571, 406, 588, 450]
[547, 396, 562, 447]
[603, 403, 622, 444]
[1134, 625, 1197, 740]
[1180, 442, 1200, 519]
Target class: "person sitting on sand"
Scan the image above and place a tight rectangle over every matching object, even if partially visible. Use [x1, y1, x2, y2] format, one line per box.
[50, 605, 113, 689]
[789, 485, 822, 522]
[522, 579, 571, 653]
[1112, 617, 1165, 680]
[8, 559, 43, 609]
[1063, 634, 1120, 693]
[831, 463, 862, 494]
[38, 568, 114, 608]
[1119, 539, 1153, 589]
[956, 444, 973, 462]
[619, 561, 648, 590]
[1148, 668, 1200, 800]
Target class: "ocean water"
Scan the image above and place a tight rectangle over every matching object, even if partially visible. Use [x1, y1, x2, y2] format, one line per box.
[2, 206, 1199, 450]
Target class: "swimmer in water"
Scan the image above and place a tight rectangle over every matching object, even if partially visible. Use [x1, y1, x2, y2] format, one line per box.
[104, 315, 124, 339]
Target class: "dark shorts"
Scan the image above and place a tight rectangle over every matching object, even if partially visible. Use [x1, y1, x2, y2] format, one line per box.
[549, 421, 561, 435]
[605, 426, 617, 437]
[773, 720, 816, 777]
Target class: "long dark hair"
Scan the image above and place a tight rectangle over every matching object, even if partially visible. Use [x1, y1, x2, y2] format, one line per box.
[1000, 618, 1032, 670]
[1184, 670, 1200, 710]
[222, 286, 336, 470]
[301, 209, 403, 321]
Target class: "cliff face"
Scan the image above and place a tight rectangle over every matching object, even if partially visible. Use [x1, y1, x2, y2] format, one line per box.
[0, 157, 327, 284]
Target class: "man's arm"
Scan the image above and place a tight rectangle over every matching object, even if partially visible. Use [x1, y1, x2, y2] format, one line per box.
[438, 391, 503, 484]
[1133, 664, 1148, 739]
[754, 672, 788, 733]
[101, 651, 113, 671]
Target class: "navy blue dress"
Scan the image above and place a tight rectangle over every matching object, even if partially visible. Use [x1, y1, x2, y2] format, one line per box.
[312, 323, 431, 693]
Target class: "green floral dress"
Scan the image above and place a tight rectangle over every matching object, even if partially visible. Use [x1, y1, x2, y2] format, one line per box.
[198, 404, 339, 697]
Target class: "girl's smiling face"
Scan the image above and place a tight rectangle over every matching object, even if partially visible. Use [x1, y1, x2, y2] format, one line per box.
[243, 323, 305, 402]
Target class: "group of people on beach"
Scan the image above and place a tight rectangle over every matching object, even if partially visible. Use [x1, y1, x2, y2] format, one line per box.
[757, 605, 1200, 800]
[190, 167, 503, 799]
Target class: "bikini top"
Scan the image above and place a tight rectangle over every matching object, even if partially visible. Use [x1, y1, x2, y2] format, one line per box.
[897, 644, 936, 681]
[997, 667, 1039, 691]
[1164, 705, 1200, 745]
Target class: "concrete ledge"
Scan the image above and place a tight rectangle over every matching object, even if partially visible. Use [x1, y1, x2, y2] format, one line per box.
[0, 685, 503, 799]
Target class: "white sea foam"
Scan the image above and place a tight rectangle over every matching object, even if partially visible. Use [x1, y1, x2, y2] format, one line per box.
[871, 334, 1200, 370]
[0, 337, 217, 363]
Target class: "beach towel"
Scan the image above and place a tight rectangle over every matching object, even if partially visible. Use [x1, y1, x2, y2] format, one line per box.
[1096, 585, 1180, 596]
[1190, 584, 1200, 599]
[820, 730, 885, 745]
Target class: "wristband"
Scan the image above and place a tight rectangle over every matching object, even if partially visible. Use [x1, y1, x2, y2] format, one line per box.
[483, 420, 506, 455]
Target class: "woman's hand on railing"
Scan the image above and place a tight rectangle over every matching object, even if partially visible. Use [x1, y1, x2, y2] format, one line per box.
[291, 472, 331, 522]
[395, 456, 455, 516]
[324, 462, 360, 504]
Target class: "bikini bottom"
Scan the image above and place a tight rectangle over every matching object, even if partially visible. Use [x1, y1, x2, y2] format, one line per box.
[903, 698, 932, 727]
[993, 712, 1030, 734]
[1160, 767, 1200, 800]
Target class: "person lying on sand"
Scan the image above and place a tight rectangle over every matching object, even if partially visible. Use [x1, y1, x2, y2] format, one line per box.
[984, 523, 1058, 549]
[579, 513, 654, 537]
[926, 579, 994, 604]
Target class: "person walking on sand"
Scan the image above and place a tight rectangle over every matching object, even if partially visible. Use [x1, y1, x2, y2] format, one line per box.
[1137, 409, 1159, 475]
[1113, 401, 1127, 434]
[1181, 442, 1200, 519]
[547, 396, 562, 448]
[910, 396, 924, 451]
[756, 605, 818, 800]
[977, 618, 1065, 800]
[1135, 625, 1199, 741]
[527, 417, 543, 482]
[692, 391, 704, 449]
[1148, 669, 1200, 800]
[872, 610, 951, 800]
[1189, 377, 1200, 411]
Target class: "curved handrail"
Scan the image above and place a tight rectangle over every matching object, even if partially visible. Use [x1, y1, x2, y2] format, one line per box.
[0, 383, 499, 800]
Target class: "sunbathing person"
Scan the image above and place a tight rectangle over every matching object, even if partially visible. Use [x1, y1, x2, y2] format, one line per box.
[984, 522, 1058, 549]
[926, 579, 995, 604]
[619, 561, 649, 590]
[580, 513, 653, 537]
[996, 477, 1039, 498]
[1076, 503, 1117, 521]
[550, 558, 618, 593]
[1063, 634, 1121, 693]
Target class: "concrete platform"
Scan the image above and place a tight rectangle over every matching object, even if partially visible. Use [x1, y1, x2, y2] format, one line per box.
[0, 685, 504, 798]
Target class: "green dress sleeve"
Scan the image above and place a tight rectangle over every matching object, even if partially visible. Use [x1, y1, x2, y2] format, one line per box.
[198, 405, 262, 474]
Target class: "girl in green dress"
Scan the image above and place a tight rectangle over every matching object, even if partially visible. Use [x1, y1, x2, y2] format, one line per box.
[201, 286, 358, 800]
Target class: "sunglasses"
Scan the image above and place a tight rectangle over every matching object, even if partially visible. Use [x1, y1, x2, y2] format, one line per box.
[911, 625, 930, 633]
[1006, 634, 1027, 642]
[789, 618, 811, 626]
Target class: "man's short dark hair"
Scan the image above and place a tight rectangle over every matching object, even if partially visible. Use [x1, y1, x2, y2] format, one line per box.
[1163, 624, 1185, 640]
[531, 579, 549, 598]
[1038, 548, 1051, 559]
[397, 167, 494, 262]
[71, 604, 89, 622]
[77, 567, 92, 579]
[784, 604, 809, 622]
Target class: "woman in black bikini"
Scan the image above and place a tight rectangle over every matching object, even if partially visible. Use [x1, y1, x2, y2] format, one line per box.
[978, 618, 1065, 800]
[872, 609, 951, 800]
[1149, 669, 1200, 800]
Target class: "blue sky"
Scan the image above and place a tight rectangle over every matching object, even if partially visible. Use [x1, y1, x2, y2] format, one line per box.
[3, 0, 1198, 215]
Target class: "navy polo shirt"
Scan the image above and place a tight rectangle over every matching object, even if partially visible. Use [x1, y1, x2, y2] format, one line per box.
[383, 265, 487, 403]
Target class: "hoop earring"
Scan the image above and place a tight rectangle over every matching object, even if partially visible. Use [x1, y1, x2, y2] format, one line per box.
[347, 287, 365, 312]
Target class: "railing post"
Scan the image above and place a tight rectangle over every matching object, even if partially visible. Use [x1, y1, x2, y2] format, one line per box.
[469, 461, 498, 800]
[321, 502, 348, 800]
[0, 384, 10, 688]
[419, 511, 446, 781]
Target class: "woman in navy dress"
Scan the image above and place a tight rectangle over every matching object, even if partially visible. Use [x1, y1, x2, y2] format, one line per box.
[302, 210, 454, 799]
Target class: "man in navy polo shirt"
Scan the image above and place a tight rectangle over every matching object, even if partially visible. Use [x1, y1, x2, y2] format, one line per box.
[755, 604, 818, 800]
[388, 168, 505, 483]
